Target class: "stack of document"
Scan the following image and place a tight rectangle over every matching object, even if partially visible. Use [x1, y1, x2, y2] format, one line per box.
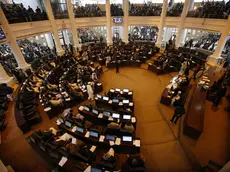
[115, 138, 121, 145]
[133, 140, 140, 147]
[99, 135, 105, 142]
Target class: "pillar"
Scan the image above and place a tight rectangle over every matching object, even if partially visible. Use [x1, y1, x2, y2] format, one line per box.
[123, 0, 129, 43]
[44, 33, 54, 49]
[63, 30, 70, 45]
[0, 7, 30, 71]
[175, 0, 190, 48]
[106, 0, 112, 45]
[208, 16, 230, 67]
[44, 0, 64, 56]
[188, 0, 194, 11]
[66, 0, 80, 50]
[156, 0, 168, 47]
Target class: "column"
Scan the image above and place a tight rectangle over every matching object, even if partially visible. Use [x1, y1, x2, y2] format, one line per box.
[156, 0, 168, 47]
[63, 30, 70, 45]
[44, 33, 55, 49]
[123, 0, 129, 43]
[66, 0, 80, 50]
[44, 0, 64, 56]
[0, 7, 30, 71]
[106, 0, 112, 45]
[175, 0, 190, 48]
[0, 64, 14, 86]
[208, 16, 230, 66]
[188, 0, 194, 11]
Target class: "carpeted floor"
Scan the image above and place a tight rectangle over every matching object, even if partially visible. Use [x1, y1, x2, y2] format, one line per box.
[0, 63, 230, 171]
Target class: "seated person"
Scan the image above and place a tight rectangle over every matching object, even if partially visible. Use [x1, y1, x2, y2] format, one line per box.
[68, 82, 79, 90]
[108, 122, 121, 129]
[102, 148, 116, 162]
[49, 97, 63, 107]
[123, 122, 135, 133]
[127, 154, 145, 168]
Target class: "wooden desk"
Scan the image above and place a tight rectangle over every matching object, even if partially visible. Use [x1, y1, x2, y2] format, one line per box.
[108, 88, 133, 100]
[78, 106, 136, 128]
[95, 97, 134, 112]
[183, 85, 206, 140]
[58, 124, 140, 154]
[148, 63, 163, 75]
[160, 89, 172, 106]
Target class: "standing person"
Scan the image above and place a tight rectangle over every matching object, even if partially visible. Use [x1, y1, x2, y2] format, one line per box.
[86, 82, 94, 101]
[170, 105, 185, 124]
[116, 60, 120, 74]
[179, 61, 187, 76]
[193, 64, 201, 79]
[213, 84, 227, 107]
[69, 43, 74, 55]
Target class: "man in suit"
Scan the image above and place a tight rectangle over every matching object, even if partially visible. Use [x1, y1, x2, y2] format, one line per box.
[116, 60, 120, 73]
[170, 105, 185, 124]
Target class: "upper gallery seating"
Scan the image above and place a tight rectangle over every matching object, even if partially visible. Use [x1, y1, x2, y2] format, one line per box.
[187, 0, 230, 19]
[129, 3, 162, 16]
[167, 3, 184, 17]
[111, 4, 124, 16]
[0, 2, 48, 24]
[74, 4, 105, 18]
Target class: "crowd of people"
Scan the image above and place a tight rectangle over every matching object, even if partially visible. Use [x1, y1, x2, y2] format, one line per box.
[0, 2, 48, 24]
[80, 41, 158, 67]
[74, 4, 105, 18]
[0, 44, 18, 77]
[187, 0, 230, 19]
[111, 4, 124, 16]
[183, 33, 220, 52]
[17, 39, 56, 68]
[128, 26, 158, 42]
[129, 3, 162, 16]
[167, 3, 184, 17]
[77, 28, 104, 44]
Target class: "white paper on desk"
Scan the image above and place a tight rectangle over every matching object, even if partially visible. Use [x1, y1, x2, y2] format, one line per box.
[84, 166, 91, 172]
[98, 113, 103, 118]
[110, 89, 115, 93]
[85, 131, 90, 138]
[78, 106, 84, 111]
[65, 98, 71, 101]
[115, 138, 121, 145]
[129, 102, 134, 106]
[109, 141, 115, 146]
[99, 135, 105, 142]
[97, 83, 102, 86]
[71, 126, 77, 132]
[133, 140, 140, 147]
[128, 92, 132, 95]
[131, 117, 136, 123]
[72, 137, 77, 144]
[108, 100, 112, 104]
[56, 119, 61, 125]
[58, 156, 68, 167]
[90, 145, 96, 152]
[108, 116, 113, 121]
[119, 102, 123, 106]
[44, 107, 51, 112]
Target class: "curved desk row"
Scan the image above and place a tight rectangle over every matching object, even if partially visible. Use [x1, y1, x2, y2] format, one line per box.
[108, 88, 133, 100]
[95, 95, 134, 112]
[78, 106, 136, 128]
[57, 122, 140, 154]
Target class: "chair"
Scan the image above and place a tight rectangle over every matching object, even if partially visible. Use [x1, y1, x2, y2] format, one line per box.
[100, 155, 118, 170]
